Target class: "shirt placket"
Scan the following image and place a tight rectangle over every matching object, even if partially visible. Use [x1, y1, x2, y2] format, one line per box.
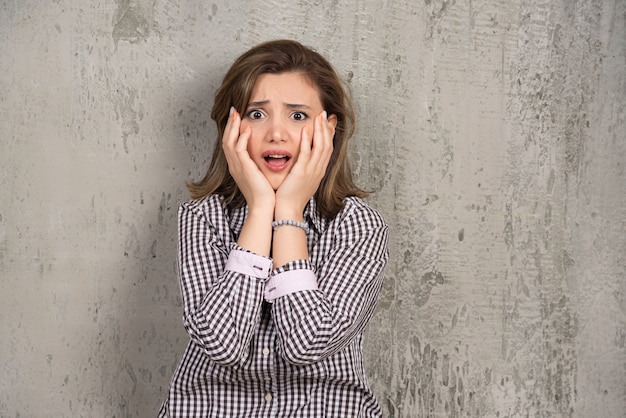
[258, 305, 278, 415]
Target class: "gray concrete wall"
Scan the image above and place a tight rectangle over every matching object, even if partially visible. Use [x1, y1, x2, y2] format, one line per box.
[1, 1, 624, 417]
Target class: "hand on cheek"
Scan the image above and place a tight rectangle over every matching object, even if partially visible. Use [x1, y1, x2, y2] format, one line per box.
[275, 111, 335, 219]
[222, 108, 275, 211]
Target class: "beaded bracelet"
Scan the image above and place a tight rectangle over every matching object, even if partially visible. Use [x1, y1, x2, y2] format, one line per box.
[272, 219, 310, 234]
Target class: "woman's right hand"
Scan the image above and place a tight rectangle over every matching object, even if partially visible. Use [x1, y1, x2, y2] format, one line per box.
[222, 107, 275, 211]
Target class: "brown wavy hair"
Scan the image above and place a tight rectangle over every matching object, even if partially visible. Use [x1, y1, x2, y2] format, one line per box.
[188, 39, 367, 218]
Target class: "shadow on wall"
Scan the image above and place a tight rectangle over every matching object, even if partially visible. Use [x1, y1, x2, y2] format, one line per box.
[105, 60, 219, 413]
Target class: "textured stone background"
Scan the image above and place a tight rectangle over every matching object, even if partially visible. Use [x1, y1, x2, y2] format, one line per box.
[1, 1, 624, 417]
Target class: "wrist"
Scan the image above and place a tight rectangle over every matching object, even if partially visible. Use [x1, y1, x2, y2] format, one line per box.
[275, 195, 308, 218]
[272, 219, 309, 234]
[248, 202, 275, 219]
[239, 206, 273, 257]
[274, 206, 304, 222]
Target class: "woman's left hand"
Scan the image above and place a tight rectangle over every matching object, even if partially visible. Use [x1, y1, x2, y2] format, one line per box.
[275, 111, 335, 219]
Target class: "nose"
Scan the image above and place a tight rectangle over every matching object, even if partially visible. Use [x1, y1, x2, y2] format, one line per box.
[266, 117, 287, 143]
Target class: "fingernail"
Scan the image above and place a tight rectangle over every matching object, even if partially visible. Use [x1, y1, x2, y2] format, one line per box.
[322, 111, 327, 121]
[229, 106, 235, 117]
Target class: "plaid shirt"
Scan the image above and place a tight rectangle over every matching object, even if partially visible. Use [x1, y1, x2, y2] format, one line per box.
[159, 194, 389, 417]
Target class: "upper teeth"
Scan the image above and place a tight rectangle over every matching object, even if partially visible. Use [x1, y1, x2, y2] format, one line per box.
[267, 154, 286, 158]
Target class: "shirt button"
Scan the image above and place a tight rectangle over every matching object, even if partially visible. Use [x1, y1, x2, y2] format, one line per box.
[265, 393, 273, 402]
[262, 347, 270, 356]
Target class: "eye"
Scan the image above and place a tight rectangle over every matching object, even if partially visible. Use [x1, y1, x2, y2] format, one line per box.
[246, 109, 265, 120]
[291, 111, 308, 121]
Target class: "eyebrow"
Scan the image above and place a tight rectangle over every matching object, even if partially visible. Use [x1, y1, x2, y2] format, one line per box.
[246, 100, 313, 109]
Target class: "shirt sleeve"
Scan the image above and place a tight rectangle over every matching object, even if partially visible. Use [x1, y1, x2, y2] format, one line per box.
[177, 201, 271, 366]
[270, 202, 389, 365]
[264, 261, 318, 301]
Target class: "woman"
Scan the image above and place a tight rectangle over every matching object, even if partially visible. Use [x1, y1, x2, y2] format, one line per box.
[159, 39, 389, 417]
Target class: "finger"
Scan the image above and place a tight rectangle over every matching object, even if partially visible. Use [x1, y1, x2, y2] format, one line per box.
[222, 107, 240, 148]
[309, 113, 333, 179]
[322, 112, 335, 159]
[223, 112, 245, 173]
[311, 111, 331, 167]
[299, 124, 312, 161]
[235, 126, 252, 153]
[321, 111, 334, 151]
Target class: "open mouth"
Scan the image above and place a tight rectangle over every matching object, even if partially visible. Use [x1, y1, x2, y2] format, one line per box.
[262, 151, 292, 171]
[264, 154, 291, 166]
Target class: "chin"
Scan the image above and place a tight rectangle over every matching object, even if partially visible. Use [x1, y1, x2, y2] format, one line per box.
[267, 175, 287, 191]
[270, 181, 284, 191]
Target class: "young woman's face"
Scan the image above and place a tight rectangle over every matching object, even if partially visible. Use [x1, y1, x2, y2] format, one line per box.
[240, 72, 335, 190]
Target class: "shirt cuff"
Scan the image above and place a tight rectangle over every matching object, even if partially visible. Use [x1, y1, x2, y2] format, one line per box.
[224, 247, 272, 279]
[264, 269, 318, 301]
